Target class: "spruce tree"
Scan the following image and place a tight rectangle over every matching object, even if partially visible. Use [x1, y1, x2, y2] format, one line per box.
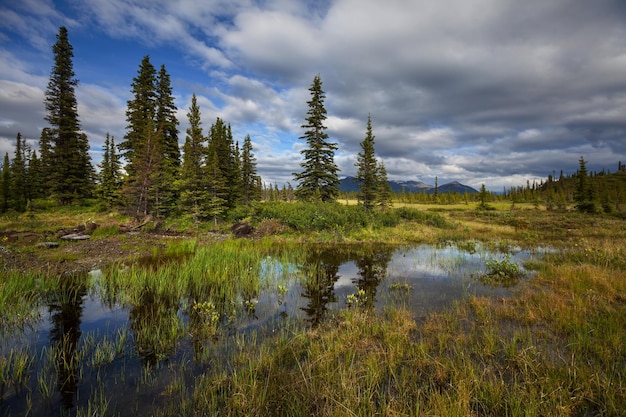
[478, 184, 490, 210]
[205, 148, 228, 225]
[44, 26, 94, 204]
[574, 156, 597, 213]
[355, 114, 378, 212]
[121, 55, 157, 172]
[26, 149, 43, 202]
[207, 118, 240, 208]
[293, 75, 340, 202]
[376, 161, 393, 210]
[121, 56, 179, 217]
[155, 64, 180, 214]
[97, 133, 122, 206]
[1, 153, 10, 212]
[241, 134, 261, 205]
[38, 128, 53, 196]
[125, 119, 163, 218]
[178, 94, 210, 220]
[10, 133, 27, 212]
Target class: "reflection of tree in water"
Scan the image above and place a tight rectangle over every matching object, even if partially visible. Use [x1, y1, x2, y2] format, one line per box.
[300, 256, 340, 327]
[47, 273, 87, 411]
[299, 245, 395, 325]
[128, 289, 182, 366]
[352, 248, 394, 308]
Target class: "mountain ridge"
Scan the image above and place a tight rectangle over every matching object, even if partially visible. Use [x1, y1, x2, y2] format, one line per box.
[339, 176, 478, 194]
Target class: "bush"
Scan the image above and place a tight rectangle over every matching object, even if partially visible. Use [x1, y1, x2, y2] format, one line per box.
[252, 201, 368, 232]
[250, 202, 455, 233]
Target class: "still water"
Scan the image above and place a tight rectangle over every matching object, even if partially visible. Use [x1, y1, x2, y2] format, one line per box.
[0, 241, 545, 416]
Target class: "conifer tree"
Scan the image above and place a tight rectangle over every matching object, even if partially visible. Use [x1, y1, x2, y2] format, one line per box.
[241, 134, 261, 205]
[121, 55, 157, 171]
[376, 161, 393, 210]
[293, 75, 340, 202]
[355, 114, 378, 211]
[38, 127, 53, 196]
[178, 94, 210, 220]
[205, 148, 228, 225]
[121, 56, 179, 217]
[97, 133, 122, 206]
[574, 156, 597, 213]
[207, 118, 240, 208]
[478, 184, 490, 210]
[155, 64, 180, 213]
[122, 119, 162, 218]
[10, 133, 27, 212]
[26, 149, 43, 201]
[1, 153, 10, 212]
[44, 26, 94, 204]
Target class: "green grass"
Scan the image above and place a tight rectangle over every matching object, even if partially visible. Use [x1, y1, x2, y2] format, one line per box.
[2, 204, 626, 415]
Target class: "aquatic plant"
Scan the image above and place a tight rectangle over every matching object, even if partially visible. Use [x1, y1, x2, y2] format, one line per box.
[479, 255, 525, 287]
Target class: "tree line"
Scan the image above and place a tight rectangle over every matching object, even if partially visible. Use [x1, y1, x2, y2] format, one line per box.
[2, 27, 624, 219]
[0, 27, 394, 220]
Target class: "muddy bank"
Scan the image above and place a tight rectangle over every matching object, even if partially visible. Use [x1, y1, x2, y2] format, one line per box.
[0, 228, 204, 276]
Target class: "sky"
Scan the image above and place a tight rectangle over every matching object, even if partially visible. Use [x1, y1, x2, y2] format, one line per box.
[1, 0, 626, 191]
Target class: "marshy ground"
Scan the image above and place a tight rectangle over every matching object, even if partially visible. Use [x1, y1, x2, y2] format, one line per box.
[1, 203, 625, 416]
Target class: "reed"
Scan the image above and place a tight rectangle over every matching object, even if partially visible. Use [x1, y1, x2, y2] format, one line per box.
[0, 270, 51, 333]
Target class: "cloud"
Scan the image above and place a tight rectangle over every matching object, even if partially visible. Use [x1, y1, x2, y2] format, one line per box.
[1, 0, 626, 190]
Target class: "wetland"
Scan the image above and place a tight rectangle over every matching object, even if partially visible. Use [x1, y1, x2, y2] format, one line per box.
[1, 206, 625, 416]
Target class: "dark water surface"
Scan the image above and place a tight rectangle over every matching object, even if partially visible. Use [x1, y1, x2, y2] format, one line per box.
[0, 241, 545, 416]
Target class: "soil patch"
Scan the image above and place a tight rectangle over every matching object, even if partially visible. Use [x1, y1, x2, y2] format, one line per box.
[0, 229, 202, 276]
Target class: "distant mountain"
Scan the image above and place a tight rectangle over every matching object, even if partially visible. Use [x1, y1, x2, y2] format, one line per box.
[339, 177, 478, 194]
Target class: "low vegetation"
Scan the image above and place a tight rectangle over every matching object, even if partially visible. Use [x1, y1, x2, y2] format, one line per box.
[1, 201, 625, 416]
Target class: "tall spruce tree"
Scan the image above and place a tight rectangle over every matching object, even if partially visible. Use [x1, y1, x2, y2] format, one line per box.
[207, 118, 240, 208]
[121, 55, 157, 171]
[241, 134, 261, 205]
[126, 119, 163, 218]
[155, 64, 180, 213]
[205, 148, 228, 225]
[293, 75, 340, 202]
[121, 56, 179, 217]
[10, 133, 27, 212]
[97, 133, 122, 206]
[355, 114, 378, 211]
[44, 26, 94, 204]
[26, 149, 43, 202]
[574, 156, 597, 213]
[38, 127, 53, 196]
[376, 161, 393, 210]
[1, 153, 10, 212]
[178, 94, 210, 220]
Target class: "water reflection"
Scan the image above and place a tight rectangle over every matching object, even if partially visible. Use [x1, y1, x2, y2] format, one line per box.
[128, 289, 182, 366]
[300, 249, 341, 326]
[1, 241, 544, 416]
[46, 273, 87, 410]
[352, 248, 394, 309]
[298, 245, 395, 324]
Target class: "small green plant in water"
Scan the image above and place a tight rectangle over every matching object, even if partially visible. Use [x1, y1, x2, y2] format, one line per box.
[190, 301, 220, 339]
[479, 254, 525, 287]
[277, 284, 287, 305]
[389, 283, 413, 292]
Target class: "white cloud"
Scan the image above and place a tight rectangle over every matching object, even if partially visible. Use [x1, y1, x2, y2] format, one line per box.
[2, 0, 626, 189]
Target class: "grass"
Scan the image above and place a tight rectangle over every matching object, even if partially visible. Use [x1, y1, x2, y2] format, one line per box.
[150, 210, 626, 416]
[1, 204, 625, 415]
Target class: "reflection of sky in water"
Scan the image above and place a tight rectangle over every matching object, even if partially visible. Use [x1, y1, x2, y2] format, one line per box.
[1, 243, 548, 416]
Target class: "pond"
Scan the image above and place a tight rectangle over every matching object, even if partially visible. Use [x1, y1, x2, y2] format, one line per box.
[0, 240, 546, 416]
